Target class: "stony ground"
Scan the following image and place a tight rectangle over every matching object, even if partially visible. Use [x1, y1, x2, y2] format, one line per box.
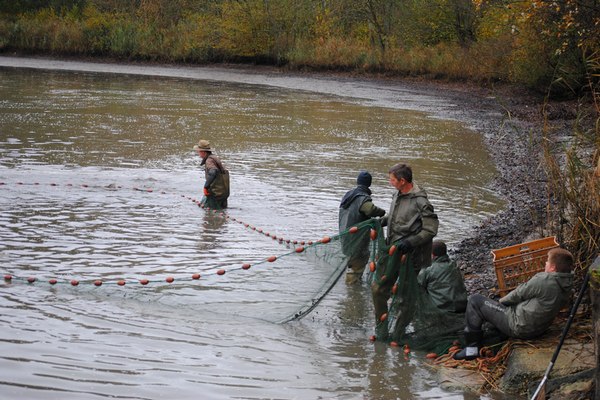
[403, 80, 582, 296]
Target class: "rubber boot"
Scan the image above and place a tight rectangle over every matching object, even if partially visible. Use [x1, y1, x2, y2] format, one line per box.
[374, 318, 389, 342]
[453, 330, 482, 361]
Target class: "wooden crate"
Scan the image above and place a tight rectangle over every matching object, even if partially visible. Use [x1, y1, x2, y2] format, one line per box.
[492, 237, 559, 297]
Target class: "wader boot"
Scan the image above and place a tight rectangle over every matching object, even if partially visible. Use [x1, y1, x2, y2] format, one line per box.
[345, 272, 362, 284]
[453, 330, 482, 361]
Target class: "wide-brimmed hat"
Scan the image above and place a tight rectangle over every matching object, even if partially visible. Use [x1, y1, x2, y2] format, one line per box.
[193, 139, 212, 152]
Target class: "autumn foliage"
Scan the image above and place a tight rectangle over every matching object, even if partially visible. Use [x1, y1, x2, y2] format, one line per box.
[0, 0, 597, 96]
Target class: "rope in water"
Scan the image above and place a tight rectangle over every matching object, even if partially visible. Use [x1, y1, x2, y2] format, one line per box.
[0, 180, 347, 287]
[2, 180, 319, 245]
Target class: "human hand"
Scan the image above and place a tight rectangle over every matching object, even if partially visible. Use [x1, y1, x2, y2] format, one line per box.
[203, 187, 210, 196]
[396, 240, 412, 254]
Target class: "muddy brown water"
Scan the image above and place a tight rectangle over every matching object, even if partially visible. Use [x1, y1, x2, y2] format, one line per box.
[0, 56, 502, 399]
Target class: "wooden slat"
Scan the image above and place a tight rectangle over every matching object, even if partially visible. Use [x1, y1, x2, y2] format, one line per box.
[491, 236, 559, 297]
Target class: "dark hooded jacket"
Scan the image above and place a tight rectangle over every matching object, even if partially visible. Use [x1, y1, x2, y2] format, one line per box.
[338, 185, 385, 256]
[339, 186, 384, 230]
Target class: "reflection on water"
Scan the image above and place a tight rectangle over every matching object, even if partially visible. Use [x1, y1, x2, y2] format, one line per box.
[0, 66, 501, 399]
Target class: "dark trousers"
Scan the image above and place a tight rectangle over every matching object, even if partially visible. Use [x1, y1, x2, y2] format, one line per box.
[465, 294, 511, 336]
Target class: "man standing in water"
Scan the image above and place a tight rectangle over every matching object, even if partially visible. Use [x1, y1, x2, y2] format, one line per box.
[372, 163, 438, 339]
[339, 171, 386, 284]
[194, 139, 230, 209]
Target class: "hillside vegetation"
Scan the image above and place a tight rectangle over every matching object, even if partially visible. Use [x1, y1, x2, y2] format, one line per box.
[0, 0, 599, 96]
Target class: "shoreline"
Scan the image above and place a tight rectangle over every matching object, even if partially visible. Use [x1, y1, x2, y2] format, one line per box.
[0, 53, 560, 295]
[2, 53, 593, 398]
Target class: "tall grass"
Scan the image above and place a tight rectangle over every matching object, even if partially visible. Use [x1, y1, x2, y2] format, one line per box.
[0, 4, 562, 86]
[542, 50, 600, 278]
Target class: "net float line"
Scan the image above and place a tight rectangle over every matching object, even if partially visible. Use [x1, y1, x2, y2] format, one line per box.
[0, 219, 377, 288]
[0, 180, 321, 246]
[188, 194, 327, 247]
[1, 180, 376, 285]
[1, 222, 375, 289]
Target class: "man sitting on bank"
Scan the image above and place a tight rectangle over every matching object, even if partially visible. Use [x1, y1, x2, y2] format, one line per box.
[454, 247, 574, 361]
[417, 240, 468, 313]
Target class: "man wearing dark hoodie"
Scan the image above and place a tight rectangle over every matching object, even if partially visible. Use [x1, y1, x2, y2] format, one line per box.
[454, 248, 574, 361]
[371, 163, 439, 331]
[339, 171, 386, 284]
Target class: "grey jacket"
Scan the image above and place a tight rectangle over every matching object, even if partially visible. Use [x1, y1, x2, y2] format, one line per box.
[383, 183, 438, 270]
[500, 271, 573, 338]
[418, 254, 467, 313]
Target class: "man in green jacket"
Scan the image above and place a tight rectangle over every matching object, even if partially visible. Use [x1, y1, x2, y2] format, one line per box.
[418, 240, 467, 313]
[339, 171, 386, 284]
[194, 139, 230, 209]
[372, 163, 439, 326]
[454, 248, 574, 360]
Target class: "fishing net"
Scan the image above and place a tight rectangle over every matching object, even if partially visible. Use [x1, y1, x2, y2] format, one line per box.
[368, 240, 466, 354]
[284, 215, 465, 353]
[1, 179, 464, 353]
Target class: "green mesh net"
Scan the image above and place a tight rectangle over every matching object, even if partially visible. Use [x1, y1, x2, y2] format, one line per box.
[336, 218, 464, 353]
[2, 182, 464, 355]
